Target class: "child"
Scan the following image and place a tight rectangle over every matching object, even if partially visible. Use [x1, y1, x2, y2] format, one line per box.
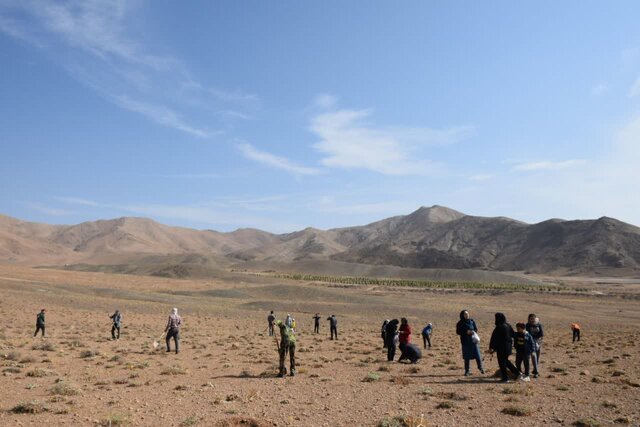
[514, 322, 536, 381]
[526, 314, 543, 377]
[421, 323, 433, 349]
[571, 323, 581, 342]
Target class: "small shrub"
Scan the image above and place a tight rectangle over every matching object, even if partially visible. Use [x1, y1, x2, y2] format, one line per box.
[378, 365, 391, 372]
[80, 349, 100, 359]
[573, 419, 601, 427]
[161, 366, 188, 375]
[436, 401, 454, 409]
[614, 416, 632, 424]
[50, 381, 81, 396]
[20, 356, 36, 363]
[5, 351, 21, 361]
[11, 400, 49, 414]
[180, 415, 198, 426]
[3, 367, 21, 374]
[602, 400, 617, 408]
[100, 412, 130, 426]
[32, 342, 55, 352]
[377, 416, 408, 427]
[27, 368, 53, 377]
[363, 372, 380, 382]
[502, 405, 532, 416]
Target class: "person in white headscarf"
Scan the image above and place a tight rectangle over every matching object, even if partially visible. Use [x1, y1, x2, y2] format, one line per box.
[165, 308, 182, 354]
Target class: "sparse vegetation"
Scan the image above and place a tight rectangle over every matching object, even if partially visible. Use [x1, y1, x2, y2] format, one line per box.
[363, 372, 380, 382]
[502, 405, 532, 416]
[573, 419, 601, 427]
[11, 400, 49, 414]
[161, 365, 188, 375]
[50, 381, 82, 396]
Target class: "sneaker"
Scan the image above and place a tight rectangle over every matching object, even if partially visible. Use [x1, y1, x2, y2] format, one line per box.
[290, 370, 296, 377]
[522, 376, 531, 382]
[464, 371, 471, 376]
[533, 373, 539, 378]
[499, 378, 510, 383]
[277, 372, 285, 378]
[480, 368, 485, 374]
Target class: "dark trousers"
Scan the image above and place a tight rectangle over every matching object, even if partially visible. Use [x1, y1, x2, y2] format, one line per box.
[464, 357, 483, 373]
[422, 333, 431, 349]
[531, 347, 540, 375]
[268, 323, 274, 336]
[387, 343, 396, 361]
[34, 324, 45, 337]
[515, 352, 530, 376]
[111, 324, 120, 339]
[573, 329, 580, 342]
[166, 328, 180, 353]
[497, 352, 520, 380]
[330, 326, 338, 340]
[279, 342, 296, 375]
[314, 323, 320, 333]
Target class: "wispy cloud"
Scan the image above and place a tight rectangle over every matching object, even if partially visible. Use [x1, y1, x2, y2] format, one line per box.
[512, 159, 586, 172]
[113, 95, 210, 138]
[314, 93, 338, 109]
[237, 143, 321, 176]
[310, 109, 473, 175]
[0, 0, 256, 136]
[23, 202, 75, 217]
[53, 196, 102, 207]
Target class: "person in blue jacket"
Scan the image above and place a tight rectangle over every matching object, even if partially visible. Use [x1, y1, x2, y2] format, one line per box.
[421, 323, 433, 349]
[525, 313, 544, 378]
[514, 322, 536, 380]
[456, 310, 484, 376]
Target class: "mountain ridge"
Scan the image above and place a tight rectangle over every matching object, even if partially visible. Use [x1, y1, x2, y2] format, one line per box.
[1, 206, 639, 275]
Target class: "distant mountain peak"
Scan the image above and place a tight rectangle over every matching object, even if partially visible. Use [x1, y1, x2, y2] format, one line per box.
[411, 205, 466, 223]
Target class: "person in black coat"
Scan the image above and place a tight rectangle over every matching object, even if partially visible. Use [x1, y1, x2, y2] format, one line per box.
[398, 343, 422, 364]
[489, 312, 521, 382]
[385, 319, 399, 361]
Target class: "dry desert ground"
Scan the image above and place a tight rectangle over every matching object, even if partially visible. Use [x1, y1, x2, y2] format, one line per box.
[1, 265, 639, 426]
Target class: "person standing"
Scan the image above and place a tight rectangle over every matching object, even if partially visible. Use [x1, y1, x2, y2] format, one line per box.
[327, 314, 338, 340]
[526, 314, 544, 377]
[275, 320, 296, 377]
[514, 322, 535, 381]
[489, 312, 520, 382]
[456, 310, 484, 376]
[285, 314, 293, 328]
[34, 309, 46, 337]
[381, 319, 389, 348]
[267, 311, 276, 336]
[165, 308, 182, 354]
[421, 323, 433, 349]
[571, 323, 581, 342]
[385, 319, 399, 361]
[110, 310, 122, 340]
[313, 313, 321, 334]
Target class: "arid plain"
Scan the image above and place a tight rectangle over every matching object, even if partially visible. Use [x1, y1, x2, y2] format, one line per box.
[1, 265, 639, 427]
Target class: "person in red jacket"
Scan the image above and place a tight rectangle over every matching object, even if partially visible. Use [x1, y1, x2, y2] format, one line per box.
[398, 317, 412, 350]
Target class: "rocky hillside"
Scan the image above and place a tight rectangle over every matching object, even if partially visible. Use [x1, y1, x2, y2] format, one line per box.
[1, 206, 639, 275]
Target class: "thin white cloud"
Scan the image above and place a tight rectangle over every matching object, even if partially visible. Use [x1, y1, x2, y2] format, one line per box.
[314, 93, 338, 109]
[113, 95, 209, 138]
[0, 0, 256, 137]
[24, 202, 75, 217]
[469, 174, 494, 181]
[310, 109, 472, 175]
[629, 76, 640, 98]
[237, 143, 321, 176]
[53, 196, 103, 207]
[512, 159, 586, 172]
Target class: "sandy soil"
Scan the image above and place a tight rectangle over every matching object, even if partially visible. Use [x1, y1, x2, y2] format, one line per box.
[1, 265, 639, 426]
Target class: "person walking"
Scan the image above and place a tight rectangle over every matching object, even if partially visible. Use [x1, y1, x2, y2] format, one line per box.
[421, 323, 433, 349]
[571, 323, 581, 342]
[456, 310, 484, 376]
[165, 308, 182, 354]
[526, 314, 544, 377]
[275, 320, 296, 377]
[267, 311, 276, 336]
[34, 309, 46, 338]
[385, 319, 399, 361]
[489, 312, 520, 382]
[327, 314, 338, 340]
[514, 322, 536, 381]
[313, 313, 321, 334]
[109, 310, 122, 340]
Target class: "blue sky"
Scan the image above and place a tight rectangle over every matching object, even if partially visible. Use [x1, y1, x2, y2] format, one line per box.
[1, 1, 640, 232]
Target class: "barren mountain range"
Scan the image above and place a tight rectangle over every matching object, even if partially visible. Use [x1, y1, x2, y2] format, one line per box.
[1, 206, 639, 276]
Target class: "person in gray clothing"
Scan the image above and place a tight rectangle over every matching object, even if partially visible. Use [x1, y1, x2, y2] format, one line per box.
[327, 314, 338, 340]
[110, 310, 122, 340]
[34, 309, 46, 337]
[165, 308, 182, 354]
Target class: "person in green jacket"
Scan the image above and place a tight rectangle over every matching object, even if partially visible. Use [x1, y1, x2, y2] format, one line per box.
[34, 309, 46, 337]
[275, 320, 296, 377]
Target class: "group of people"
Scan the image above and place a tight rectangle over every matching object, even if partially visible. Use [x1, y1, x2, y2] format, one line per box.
[456, 310, 545, 382]
[380, 318, 428, 364]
